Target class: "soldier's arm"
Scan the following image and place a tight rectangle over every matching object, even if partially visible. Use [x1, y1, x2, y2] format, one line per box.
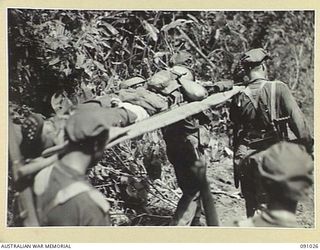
[229, 96, 242, 188]
[229, 96, 242, 147]
[278, 82, 313, 151]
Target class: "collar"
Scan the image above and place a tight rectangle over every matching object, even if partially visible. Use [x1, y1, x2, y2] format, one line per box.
[55, 160, 87, 180]
[249, 78, 267, 84]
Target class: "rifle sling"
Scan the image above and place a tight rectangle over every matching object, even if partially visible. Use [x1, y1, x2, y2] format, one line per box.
[241, 81, 267, 111]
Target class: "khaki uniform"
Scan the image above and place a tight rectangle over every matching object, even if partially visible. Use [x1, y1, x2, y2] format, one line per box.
[163, 113, 210, 226]
[233, 141, 313, 228]
[231, 79, 313, 217]
[34, 162, 110, 226]
[31, 107, 121, 226]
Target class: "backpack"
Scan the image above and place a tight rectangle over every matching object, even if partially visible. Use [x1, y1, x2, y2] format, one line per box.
[236, 80, 283, 148]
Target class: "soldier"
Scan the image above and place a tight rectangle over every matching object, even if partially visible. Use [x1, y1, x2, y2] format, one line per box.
[230, 48, 313, 217]
[13, 96, 138, 159]
[163, 117, 207, 226]
[11, 94, 143, 226]
[235, 142, 313, 227]
[33, 108, 114, 226]
[147, 52, 214, 226]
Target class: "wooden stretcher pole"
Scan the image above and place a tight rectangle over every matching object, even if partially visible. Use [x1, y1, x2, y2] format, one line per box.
[106, 86, 244, 148]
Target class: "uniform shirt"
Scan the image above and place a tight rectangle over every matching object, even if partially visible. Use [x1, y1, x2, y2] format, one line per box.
[162, 113, 210, 142]
[230, 79, 313, 149]
[77, 104, 137, 127]
[36, 162, 110, 226]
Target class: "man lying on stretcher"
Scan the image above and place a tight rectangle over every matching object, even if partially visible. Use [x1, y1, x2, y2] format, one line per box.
[13, 64, 234, 160]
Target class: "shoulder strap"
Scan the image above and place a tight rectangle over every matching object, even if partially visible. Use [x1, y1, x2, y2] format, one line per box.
[33, 163, 55, 196]
[41, 181, 92, 219]
[242, 87, 258, 110]
[40, 181, 110, 221]
[270, 81, 277, 121]
[241, 81, 268, 110]
[87, 189, 110, 213]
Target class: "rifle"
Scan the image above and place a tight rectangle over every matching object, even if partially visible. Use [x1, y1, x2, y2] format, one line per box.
[273, 116, 290, 141]
[232, 124, 241, 189]
[8, 117, 39, 226]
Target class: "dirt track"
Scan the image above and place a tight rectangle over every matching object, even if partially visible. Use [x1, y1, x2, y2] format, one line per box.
[144, 142, 314, 227]
[208, 157, 314, 227]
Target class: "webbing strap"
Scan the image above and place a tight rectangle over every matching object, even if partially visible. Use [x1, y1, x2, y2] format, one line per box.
[40, 181, 110, 222]
[41, 181, 91, 220]
[242, 81, 267, 110]
[242, 87, 259, 110]
[270, 81, 277, 121]
[33, 164, 54, 196]
[87, 190, 110, 213]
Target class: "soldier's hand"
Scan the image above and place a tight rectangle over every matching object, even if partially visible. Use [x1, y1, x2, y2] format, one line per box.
[168, 90, 184, 107]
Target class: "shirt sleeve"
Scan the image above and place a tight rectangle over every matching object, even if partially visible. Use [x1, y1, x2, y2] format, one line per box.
[277, 82, 313, 149]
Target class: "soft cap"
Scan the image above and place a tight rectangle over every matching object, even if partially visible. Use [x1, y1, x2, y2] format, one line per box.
[65, 108, 111, 142]
[257, 142, 313, 201]
[240, 48, 271, 65]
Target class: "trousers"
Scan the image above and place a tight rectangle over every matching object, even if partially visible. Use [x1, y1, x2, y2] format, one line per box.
[165, 134, 203, 226]
[234, 144, 268, 217]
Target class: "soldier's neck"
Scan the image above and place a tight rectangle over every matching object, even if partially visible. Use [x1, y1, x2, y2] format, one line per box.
[249, 72, 267, 82]
[59, 151, 91, 176]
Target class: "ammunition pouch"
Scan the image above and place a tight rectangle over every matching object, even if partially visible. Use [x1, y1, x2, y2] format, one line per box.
[240, 116, 290, 150]
[241, 130, 279, 150]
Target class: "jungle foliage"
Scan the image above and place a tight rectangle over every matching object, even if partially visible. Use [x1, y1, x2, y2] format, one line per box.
[7, 9, 314, 226]
[8, 10, 314, 120]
